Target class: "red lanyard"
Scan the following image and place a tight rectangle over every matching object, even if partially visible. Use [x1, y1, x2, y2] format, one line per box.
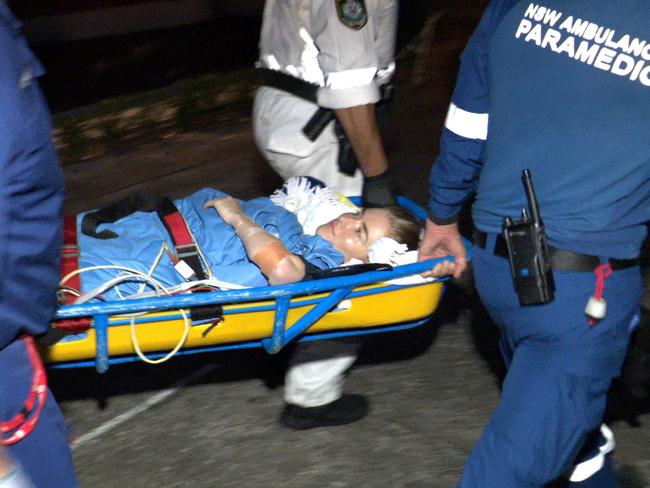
[0, 336, 48, 445]
[587, 262, 613, 326]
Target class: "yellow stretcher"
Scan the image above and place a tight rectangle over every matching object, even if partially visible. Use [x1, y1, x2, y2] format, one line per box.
[43, 197, 458, 373]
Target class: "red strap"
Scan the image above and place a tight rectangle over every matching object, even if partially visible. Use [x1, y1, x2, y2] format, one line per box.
[162, 212, 193, 246]
[593, 262, 613, 299]
[160, 211, 206, 280]
[0, 337, 48, 445]
[60, 215, 80, 303]
[588, 263, 613, 326]
[56, 216, 92, 331]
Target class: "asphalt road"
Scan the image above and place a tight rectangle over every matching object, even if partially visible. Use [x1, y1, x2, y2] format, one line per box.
[49, 4, 650, 487]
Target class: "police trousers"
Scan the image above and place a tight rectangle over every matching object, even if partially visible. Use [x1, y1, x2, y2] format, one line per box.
[253, 86, 364, 197]
[284, 339, 361, 407]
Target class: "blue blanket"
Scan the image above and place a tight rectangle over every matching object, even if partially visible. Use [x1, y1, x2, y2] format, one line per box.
[77, 188, 344, 299]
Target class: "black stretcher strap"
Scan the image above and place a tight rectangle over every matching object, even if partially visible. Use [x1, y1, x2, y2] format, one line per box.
[300, 258, 393, 281]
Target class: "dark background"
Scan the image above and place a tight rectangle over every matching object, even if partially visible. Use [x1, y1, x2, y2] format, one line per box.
[10, 0, 438, 113]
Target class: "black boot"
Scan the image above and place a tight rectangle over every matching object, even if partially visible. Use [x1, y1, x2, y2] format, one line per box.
[279, 394, 369, 430]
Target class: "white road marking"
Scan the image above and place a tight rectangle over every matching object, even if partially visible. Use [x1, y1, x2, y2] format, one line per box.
[71, 364, 217, 449]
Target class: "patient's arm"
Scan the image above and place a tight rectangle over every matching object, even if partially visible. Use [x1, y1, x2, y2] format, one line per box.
[204, 197, 306, 285]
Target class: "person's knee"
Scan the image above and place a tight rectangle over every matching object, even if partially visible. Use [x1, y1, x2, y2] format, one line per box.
[461, 436, 545, 488]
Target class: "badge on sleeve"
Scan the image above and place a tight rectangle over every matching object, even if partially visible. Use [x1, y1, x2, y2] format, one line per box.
[336, 0, 368, 30]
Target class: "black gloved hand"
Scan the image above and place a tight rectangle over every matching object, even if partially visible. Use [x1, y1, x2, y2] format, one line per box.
[362, 171, 397, 207]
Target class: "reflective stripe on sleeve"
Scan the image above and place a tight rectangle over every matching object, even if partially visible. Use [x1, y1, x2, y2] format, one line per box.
[317, 83, 379, 109]
[444, 102, 489, 140]
[298, 28, 325, 86]
[260, 54, 282, 71]
[325, 67, 377, 89]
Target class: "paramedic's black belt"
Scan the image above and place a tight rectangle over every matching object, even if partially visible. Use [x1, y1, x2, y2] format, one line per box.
[473, 230, 639, 272]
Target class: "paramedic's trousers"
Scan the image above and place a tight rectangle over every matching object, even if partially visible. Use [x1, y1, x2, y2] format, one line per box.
[0, 340, 79, 488]
[460, 235, 642, 488]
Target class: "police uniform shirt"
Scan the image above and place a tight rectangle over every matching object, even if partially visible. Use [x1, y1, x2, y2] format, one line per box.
[258, 0, 397, 109]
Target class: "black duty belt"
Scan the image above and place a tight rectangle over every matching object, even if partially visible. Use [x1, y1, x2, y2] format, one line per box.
[257, 67, 318, 103]
[473, 229, 639, 272]
[257, 66, 392, 175]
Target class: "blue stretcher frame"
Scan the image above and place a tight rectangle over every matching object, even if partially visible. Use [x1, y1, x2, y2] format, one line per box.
[50, 196, 469, 373]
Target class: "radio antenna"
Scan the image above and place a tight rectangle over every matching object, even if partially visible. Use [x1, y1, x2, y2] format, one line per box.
[522, 169, 542, 225]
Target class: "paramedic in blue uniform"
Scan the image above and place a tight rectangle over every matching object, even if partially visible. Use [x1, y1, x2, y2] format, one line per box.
[418, 0, 649, 486]
[253, 0, 399, 429]
[0, 3, 79, 487]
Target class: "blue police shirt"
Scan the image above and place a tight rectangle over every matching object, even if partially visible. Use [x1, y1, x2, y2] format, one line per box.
[428, 0, 650, 259]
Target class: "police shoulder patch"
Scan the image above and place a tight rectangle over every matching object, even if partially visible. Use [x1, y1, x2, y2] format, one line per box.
[336, 0, 368, 30]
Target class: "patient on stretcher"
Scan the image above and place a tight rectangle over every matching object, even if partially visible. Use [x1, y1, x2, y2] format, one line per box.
[65, 177, 450, 303]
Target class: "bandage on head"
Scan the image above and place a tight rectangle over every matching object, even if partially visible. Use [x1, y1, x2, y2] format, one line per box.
[252, 241, 293, 277]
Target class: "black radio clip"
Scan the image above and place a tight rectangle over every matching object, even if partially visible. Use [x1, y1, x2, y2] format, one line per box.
[502, 169, 555, 306]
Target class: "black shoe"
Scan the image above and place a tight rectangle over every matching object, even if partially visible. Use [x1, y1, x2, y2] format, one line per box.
[279, 394, 369, 430]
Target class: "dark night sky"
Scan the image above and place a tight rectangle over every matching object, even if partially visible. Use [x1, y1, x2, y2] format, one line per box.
[9, 0, 263, 18]
[10, 1, 435, 113]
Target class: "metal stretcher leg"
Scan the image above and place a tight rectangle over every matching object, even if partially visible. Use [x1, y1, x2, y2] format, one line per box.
[261, 286, 353, 354]
[94, 314, 109, 373]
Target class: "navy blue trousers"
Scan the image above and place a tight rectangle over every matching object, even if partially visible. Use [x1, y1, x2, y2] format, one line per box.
[458, 237, 642, 488]
[0, 339, 78, 488]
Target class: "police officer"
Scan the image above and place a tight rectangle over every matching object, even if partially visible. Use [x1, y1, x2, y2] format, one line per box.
[419, 0, 649, 486]
[0, 3, 79, 487]
[253, 0, 398, 205]
[253, 0, 399, 430]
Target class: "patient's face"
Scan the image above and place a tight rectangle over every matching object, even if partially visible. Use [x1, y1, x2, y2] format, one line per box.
[316, 209, 392, 262]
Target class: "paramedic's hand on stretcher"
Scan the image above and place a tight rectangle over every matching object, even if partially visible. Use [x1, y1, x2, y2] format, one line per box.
[417, 219, 467, 280]
[204, 197, 305, 285]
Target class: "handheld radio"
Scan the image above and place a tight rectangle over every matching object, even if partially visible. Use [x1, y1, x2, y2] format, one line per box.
[502, 169, 555, 305]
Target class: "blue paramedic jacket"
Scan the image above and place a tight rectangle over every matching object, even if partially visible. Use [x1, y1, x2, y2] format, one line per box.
[0, 4, 64, 349]
[428, 0, 650, 259]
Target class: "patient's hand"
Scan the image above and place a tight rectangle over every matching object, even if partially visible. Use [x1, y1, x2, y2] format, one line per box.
[204, 196, 243, 226]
